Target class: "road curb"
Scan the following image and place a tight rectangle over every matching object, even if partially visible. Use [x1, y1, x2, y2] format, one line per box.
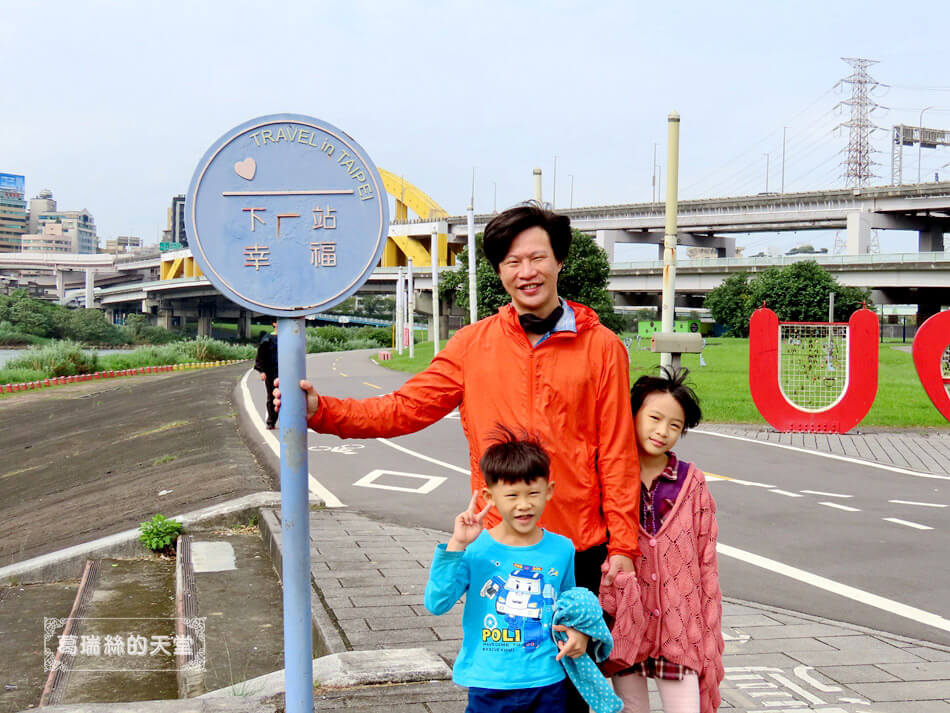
[0, 360, 247, 396]
[0, 491, 283, 585]
[258, 508, 349, 658]
[724, 595, 950, 652]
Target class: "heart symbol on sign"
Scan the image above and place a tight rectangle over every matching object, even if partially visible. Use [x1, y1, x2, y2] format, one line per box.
[234, 158, 256, 181]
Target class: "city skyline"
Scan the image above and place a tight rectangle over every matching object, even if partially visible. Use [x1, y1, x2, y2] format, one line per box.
[2, 0, 949, 257]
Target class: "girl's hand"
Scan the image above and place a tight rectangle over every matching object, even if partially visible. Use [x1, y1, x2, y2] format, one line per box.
[553, 626, 590, 661]
[447, 492, 492, 551]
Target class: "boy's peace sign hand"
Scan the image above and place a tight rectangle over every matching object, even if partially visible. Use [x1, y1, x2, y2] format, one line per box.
[446, 492, 492, 552]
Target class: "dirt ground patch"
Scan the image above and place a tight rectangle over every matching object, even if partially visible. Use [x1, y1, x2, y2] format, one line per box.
[0, 364, 273, 565]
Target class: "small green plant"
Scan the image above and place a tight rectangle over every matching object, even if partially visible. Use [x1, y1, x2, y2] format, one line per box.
[139, 514, 183, 554]
[153, 454, 177, 465]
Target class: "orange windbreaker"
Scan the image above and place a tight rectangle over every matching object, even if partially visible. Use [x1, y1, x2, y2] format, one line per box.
[308, 301, 641, 559]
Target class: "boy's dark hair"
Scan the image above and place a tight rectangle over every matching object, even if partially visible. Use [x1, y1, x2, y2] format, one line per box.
[482, 201, 573, 272]
[630, 367, 702, 434]
[479, 424, 550, 485]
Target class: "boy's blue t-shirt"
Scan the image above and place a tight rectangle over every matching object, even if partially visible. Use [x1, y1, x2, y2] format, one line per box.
[424, 529, 576, 690]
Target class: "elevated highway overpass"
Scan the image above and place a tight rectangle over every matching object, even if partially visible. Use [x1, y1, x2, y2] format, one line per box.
[3, 180, 947, 332]
[392, 182, 950, 261]
[91, 251, 949, 335]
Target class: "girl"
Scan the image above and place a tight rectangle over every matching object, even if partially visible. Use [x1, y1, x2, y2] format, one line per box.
[600, 368, 724, 713]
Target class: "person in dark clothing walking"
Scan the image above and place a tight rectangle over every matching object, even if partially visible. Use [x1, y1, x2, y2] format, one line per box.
[254, 321, 279, 429]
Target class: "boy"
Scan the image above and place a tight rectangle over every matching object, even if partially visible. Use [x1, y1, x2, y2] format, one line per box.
[425, 429, 589, 713]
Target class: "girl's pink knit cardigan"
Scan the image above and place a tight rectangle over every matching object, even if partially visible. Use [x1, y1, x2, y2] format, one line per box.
[599, 461, 724, 713]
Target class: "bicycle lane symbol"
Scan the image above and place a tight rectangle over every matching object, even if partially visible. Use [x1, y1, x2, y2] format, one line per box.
[308, 444, 365, 455]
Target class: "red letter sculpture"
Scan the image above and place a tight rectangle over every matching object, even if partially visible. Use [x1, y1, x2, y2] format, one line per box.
[749, 307, 879, 433]
[912, 310, 950, 422]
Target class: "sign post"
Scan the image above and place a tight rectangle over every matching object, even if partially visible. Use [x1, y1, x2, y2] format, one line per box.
[186, 114, 388, 713]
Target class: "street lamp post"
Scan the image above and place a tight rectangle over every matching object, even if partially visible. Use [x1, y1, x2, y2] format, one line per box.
[764, 153, 770, 192]
[919, 106, 935, 184]
[569, 174, 574, 209]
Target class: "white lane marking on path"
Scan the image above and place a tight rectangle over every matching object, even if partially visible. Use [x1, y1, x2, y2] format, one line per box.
[801, 490, 852, 498]
[694, 429, 950, 481]
[883, 517, 934, 530]
[239, 369, 345, 508]
[819, 501, 861, 512]
[716, 542, 950, 633]
[769, 489, 804, 497]
[375, 437, 470, 475]
[704, 473, 775, 488]
[354, 469, 446, 494]
[889, 499, 947, 508]
[794, 665, 842, 693]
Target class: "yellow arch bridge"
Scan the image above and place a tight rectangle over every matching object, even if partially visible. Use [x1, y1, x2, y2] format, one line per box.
[161, 170, 458, 280]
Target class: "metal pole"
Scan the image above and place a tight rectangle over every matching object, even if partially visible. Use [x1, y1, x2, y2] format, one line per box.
[764, 153, 770, 192]
[492, 182, 497, 213]
[781, 127, 787, 193]
[432, 227, 441, 357]
[466, 203, 477, 325]
[276, 317, 313, 713]
[919, 106, 934, 183]
[533, 168, 543, 203]
[569, 175, 574, 209]
[652, 143, 657, 202]
[552, 156, 557, 209]
[660, 112, 680, 371]
[407, 258, 415, 358]
[395, 268, 404, 355]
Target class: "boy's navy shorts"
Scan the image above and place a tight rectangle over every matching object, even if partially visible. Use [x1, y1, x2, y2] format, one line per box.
[466, 679, 568, 713]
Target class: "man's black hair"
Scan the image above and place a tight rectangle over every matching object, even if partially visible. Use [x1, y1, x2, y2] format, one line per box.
[630, 367, 702, 434]
[482, 201, 572, 272]
[479, 424, 551, 485]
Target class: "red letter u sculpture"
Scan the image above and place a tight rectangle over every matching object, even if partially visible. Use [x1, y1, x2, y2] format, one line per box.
[912, 310, 950, 422]
[749, 307, 879, 433]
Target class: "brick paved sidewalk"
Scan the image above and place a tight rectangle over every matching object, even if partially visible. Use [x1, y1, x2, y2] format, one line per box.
[296, 508, 950, 712]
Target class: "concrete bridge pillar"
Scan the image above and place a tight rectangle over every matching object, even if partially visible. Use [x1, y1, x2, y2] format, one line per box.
[84, 268, 96, 308]
[197, 303, 215, 338]
[55, 270, 65, 303]
[846, 210, 872, 254]
[595, 230, 617, 262]
[158, 303, 174, 330]
[238, 309, 252, 340]
[918, 226, 946, 252]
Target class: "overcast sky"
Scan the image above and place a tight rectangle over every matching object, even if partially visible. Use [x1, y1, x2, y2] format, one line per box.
[3, 0, 948, 257]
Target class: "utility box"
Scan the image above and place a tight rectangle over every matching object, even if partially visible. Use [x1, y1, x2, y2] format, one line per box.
[651, 332, 703, 354]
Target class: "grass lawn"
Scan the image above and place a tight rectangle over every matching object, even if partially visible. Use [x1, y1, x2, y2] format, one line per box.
[381, 336, 949, 429]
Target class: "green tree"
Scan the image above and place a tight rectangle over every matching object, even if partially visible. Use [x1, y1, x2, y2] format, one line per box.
[704, 272, 755, 336]
[62, 309, 128, 344]
[704, 261, 872, 336]
[440, 230, 623, 331]
[8, 297, 57, 337]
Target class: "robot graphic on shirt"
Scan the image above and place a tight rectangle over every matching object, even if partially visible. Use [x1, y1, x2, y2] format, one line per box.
[479, 563, 557, 648]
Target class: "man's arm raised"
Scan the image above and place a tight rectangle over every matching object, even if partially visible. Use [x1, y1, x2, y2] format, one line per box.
[271, 335, 466, 439]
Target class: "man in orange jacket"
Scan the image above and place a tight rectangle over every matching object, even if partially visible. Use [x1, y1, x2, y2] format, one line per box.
[279, 202, 640, 580]
[278, 203, 639, 711]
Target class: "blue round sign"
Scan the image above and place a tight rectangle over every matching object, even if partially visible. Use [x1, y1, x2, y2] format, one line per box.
[185, 114, 389, 316]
